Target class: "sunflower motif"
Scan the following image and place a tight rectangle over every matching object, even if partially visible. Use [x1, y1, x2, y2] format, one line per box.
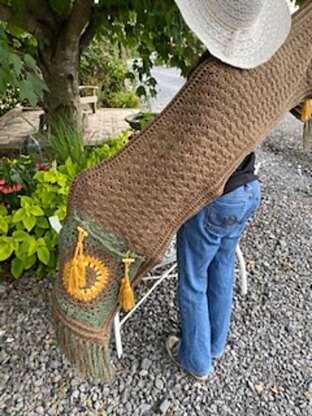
[62, 254, 109, 302]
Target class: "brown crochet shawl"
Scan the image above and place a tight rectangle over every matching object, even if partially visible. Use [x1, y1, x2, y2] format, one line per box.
[53, 2, 312, 381]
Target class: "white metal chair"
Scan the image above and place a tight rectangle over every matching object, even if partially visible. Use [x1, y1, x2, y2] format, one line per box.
[113, 239, 248, 358]
[113, 159, 263, 358]
[48, 219, 248, 360]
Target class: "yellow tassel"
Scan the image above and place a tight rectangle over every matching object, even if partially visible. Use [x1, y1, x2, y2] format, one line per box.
[118, 254, 136, 311]
[68, 226, 88, 293]
[301, 99, 312, 122]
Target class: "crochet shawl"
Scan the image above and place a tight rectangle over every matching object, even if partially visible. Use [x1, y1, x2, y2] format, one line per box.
[52, 2, 312, 381]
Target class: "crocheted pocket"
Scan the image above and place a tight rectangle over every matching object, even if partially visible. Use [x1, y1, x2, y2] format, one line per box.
[52, 209, 145, 380]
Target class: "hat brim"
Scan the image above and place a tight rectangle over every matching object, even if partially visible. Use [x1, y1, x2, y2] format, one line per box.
[175, 0, 292, 69]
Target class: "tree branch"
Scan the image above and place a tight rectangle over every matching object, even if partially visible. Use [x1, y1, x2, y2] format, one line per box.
[79, 14, 98, 52]
[79, 5, 122, 52]
[64, 0, 94, 43]
[0, 4, 53, 41]
[25, 0, 58, 33]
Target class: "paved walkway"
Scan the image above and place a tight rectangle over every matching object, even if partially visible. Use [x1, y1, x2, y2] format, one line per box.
[0, 108, 137, 154]
[0, 65, 186, 155]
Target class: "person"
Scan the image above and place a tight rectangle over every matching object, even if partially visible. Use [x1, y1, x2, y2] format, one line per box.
[166, 150, 260, 380]
[166, 0, 292, 380]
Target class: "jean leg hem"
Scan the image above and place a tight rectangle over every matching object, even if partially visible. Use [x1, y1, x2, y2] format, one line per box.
[211, 352, 224, 359]
[178, 353, 213, 378]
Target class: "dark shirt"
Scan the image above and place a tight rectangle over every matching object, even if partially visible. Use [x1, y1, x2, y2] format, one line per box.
[223, 152, 257, 195]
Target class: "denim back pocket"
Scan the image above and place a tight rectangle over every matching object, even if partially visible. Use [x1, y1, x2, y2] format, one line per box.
[204, 198, 247, 237]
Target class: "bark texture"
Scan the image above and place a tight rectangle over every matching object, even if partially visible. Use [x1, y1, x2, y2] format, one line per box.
[0, 0, 95, 130]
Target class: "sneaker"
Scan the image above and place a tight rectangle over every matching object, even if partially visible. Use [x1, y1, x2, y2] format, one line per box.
[166, 335, 210, 381]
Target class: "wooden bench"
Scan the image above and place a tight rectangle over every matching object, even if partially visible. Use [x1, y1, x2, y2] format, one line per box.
[79, 85, 99, 114]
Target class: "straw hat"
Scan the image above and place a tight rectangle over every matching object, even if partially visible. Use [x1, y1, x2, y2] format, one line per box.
[175, 0, 292, 69]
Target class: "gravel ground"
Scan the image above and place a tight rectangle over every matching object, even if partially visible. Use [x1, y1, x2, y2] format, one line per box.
[0, 113, 311, 416]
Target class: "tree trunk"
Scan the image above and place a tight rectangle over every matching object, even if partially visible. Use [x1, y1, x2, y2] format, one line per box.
[38, 43, 82, 132]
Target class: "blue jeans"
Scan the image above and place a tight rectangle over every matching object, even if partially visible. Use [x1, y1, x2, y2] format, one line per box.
[176, 180, 261, 377]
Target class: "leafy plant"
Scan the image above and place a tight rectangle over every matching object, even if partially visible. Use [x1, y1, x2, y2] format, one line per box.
[42, 118, 86, 168]
[40, 118, 130, 171]
[0, 130, 129, 279]
[0, 199, 58, 278]
[0, 24, 47, 106]
[0, 85, 20, 116]
[0, 155, 49, 211]
[79, 36, 140, 108]
[109, 90, 140, 108]
[0, 0, 203, 128]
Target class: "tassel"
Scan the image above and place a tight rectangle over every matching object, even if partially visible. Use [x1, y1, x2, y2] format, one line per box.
[68, 226, 88, 293]
[118, 254, 136, 311]
[301, 99, 312, 122]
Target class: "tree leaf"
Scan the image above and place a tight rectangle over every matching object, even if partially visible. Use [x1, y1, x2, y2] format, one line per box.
[0, 67, 11, 92]
[10, 53, 23, 76]
[18, 79, 38, 107]
[26, 73, 48, 93]
[136, 85, 146, 97]
[49, 0, 73, 16]
[24, 54, 37, 72]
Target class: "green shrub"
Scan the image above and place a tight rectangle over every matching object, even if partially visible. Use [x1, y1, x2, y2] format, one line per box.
[42, 118, 87, 169]
[79, 37, 140, 108]
[109, 90, 140, 109]
[0, 86, 21, 116]
[0, 155, 47, 210]
[0, 132, 129, 279]
[0, 25, 46, 110]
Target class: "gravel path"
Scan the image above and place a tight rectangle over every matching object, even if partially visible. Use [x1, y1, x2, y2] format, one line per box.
[0, 113, 311, 416]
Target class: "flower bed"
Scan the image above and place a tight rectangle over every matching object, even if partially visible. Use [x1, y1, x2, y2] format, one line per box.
[0, 132, 129, 279]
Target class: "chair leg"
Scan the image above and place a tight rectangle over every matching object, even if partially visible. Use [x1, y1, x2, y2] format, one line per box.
[236, 244, 247, 296]
[114, 311, 123, 359]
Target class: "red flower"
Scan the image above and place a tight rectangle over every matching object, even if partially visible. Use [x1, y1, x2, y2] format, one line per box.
[13, 183, 22, 192]
[0, 179, 5, 185]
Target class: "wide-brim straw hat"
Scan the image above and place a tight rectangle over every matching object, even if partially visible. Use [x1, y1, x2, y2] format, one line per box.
[175, 0, 292, 69]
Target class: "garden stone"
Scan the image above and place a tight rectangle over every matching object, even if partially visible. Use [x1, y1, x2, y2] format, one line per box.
[0, 284, 7, 295]
[159, 399, 171, 414]
[141, 358, 152, 370]
[0, 114, 311, 416]
[155, 378, 164, 390]
[0, 329, 6, 344]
